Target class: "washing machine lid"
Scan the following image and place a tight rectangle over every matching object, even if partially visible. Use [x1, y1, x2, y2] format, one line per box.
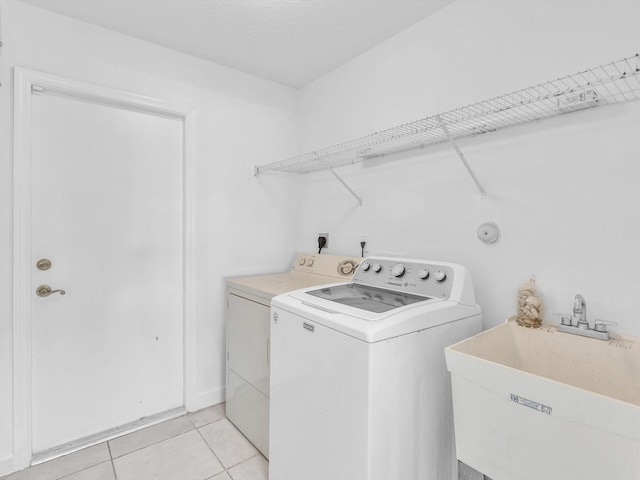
[278, 285, 474, 341]
[306, 283, 432, 313]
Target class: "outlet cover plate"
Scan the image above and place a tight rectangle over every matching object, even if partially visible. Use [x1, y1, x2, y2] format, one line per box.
[319, 233, 329, 249]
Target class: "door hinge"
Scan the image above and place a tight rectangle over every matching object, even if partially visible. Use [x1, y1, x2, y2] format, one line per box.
[31, 84, 44, 95]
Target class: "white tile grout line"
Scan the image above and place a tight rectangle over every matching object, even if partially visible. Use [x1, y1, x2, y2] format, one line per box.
[108, 416, 196, 460]
[224, 454, 266, 480]
[107, 442, 118, 480]
[55, 460, 112, 480]
[194, 420, 227, 476]
[195, 419, 267, 475]
[226, 453, 265, 472]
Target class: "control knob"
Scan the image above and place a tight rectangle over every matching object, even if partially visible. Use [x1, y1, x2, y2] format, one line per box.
[306, 259, 315, 266]
[391, 263, 405, 277]
[418, 268, 429, 279]
[361, 262, 371, 272]
[338, 260, 357, 276]
[372, 263, 382, 273]
[434, 270, 447, 282]
[299, 257, 306, 266]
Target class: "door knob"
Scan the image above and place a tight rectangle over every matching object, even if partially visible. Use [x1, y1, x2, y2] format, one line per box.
[36, 285, 66, 297]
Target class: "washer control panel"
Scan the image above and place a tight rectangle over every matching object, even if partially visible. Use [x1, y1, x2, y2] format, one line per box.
[292, 253, 362, 279]
[354, 257, 455, 299]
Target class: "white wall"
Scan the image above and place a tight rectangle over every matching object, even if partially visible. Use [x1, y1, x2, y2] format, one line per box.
[0, 0, 299, 472]
[297, 1, 640, 336]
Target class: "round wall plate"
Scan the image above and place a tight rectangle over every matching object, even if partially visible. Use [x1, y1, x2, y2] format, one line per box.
[477, 222, 500, 244]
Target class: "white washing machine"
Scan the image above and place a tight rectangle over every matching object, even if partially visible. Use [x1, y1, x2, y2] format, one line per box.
[225, 253, 361, 458]
[269, 256, 482, 480]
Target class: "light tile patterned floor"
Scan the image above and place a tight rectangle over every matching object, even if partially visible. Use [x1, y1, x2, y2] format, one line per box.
[2, 403, 268, 480]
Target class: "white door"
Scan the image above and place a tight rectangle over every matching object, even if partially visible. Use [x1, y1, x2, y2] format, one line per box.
[29, 89, 184, 453]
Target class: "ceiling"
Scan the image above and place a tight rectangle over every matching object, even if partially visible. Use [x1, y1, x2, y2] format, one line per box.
[19, 0, 453, 88]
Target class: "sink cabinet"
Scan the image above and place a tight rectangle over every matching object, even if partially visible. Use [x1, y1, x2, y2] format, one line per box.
[445, 321, 640, 480]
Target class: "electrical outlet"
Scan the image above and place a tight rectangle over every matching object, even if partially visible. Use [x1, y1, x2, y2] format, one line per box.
[318, 233, 329, 249]
[360, 234, 368, 257]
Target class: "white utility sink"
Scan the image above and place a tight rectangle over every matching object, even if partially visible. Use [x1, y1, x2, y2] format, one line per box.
[445, 320, 640, 480]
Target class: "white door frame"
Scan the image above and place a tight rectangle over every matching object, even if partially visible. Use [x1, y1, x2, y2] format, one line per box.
[12, 67, 198, 470]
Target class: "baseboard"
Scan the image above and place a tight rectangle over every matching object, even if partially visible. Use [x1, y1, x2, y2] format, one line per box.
[190, 386, 225, 412]
[0, 453, 15, 477]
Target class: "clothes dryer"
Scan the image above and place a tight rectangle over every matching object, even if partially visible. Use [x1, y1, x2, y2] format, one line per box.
[225, 253, 361, 457]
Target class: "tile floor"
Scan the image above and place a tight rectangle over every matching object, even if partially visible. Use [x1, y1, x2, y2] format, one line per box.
[2, 403, 268, 480]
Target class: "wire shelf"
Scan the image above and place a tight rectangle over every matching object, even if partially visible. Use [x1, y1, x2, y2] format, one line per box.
[255, 54, 640, 176]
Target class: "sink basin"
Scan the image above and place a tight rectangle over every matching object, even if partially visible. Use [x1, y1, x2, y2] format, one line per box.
[445, 320, 640, 480]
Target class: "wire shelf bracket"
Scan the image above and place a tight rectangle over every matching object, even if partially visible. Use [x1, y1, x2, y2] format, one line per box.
[436, 114, 486, 198]
[326, 165, 362, 205]
[255, 54, 640, 200]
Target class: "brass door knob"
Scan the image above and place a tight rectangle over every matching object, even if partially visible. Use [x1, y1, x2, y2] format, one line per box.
[36, 285, 66, 297]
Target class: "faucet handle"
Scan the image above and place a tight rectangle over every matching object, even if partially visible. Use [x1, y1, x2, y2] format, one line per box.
[594, 320, 617, 333]
[553, 312, 573, 326]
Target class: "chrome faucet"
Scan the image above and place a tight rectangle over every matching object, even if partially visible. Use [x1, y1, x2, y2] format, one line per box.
[557, 294, 614, 341]
[573, 294, 588, 329]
